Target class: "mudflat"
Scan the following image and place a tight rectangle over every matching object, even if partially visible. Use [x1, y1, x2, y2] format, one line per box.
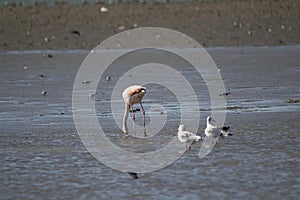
[1, 46, 300, 199]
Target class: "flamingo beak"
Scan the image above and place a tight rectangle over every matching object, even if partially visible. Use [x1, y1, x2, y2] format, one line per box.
[140, 87, 146, 93]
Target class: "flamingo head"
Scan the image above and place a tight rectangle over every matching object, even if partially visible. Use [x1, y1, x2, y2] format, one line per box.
[128, 86, 146, 96]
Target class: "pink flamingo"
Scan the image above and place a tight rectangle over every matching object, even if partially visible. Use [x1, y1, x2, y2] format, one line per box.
[122, 85, 147, 136]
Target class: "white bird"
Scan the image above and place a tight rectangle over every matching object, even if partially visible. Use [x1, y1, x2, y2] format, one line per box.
[177, 124, 202, 150]
[122, 85, 146, 136]
[205, 116, 232, 138]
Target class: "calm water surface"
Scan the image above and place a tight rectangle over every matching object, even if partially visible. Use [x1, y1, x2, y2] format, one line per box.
[1, 46, 300, 199]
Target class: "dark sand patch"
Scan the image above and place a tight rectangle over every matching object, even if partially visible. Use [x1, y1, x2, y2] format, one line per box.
[0, 0, 299, 50]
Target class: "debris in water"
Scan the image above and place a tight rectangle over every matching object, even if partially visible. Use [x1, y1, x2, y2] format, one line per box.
[286, 99, 300, 103]
[41, 89, 47, 96]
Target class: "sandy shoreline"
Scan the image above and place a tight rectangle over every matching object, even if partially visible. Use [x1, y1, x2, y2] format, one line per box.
[0, 0, 299, 50]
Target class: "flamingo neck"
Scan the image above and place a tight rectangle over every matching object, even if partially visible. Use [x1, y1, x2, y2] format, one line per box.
[123, 104, 130, 134]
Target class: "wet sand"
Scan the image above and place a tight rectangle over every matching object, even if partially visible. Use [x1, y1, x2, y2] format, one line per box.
[0, 0, 299, 50]
[1, 46, 300, 199]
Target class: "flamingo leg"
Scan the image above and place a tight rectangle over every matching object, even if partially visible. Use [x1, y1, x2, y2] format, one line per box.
[140, 102, 146, 136]
[130, 106, 135, 120]
[130, 105, 136, 136]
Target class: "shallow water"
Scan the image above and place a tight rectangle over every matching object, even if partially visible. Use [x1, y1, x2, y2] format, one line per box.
[1, 46, 300, 199]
